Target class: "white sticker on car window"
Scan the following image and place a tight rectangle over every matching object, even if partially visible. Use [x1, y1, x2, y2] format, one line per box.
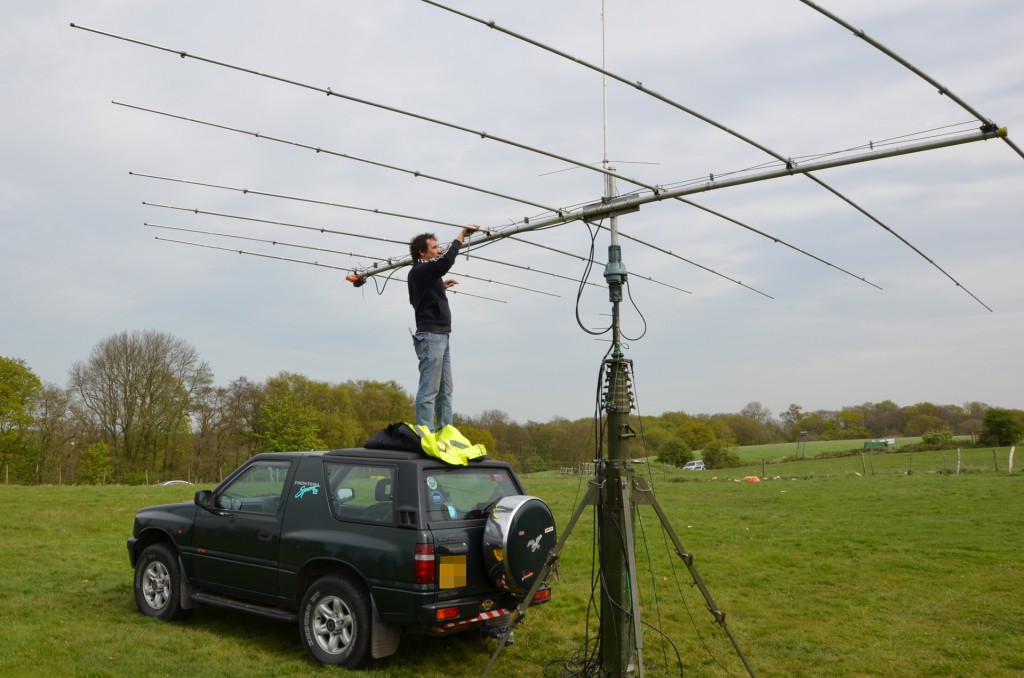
[426, 476, 438, 490]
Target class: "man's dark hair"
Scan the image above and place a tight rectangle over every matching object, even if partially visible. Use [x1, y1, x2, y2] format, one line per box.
[410, 232, 436, 261]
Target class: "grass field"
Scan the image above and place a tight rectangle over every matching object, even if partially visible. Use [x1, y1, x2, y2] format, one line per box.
[1, 452, 1021, 677]
[728, 436, 976, 462]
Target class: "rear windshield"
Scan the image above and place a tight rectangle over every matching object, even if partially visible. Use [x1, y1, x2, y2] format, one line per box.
[422, 467, 519, 521]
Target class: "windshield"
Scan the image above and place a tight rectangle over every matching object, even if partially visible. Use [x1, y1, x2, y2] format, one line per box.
[422, 467, 519, 521]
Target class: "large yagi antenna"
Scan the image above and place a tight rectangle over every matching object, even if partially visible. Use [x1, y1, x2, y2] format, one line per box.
[129, 127, 1001, 294]
[85, 23, 893, 302]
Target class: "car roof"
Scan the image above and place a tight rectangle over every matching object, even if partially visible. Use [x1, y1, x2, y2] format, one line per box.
[249, 448, 512, 468]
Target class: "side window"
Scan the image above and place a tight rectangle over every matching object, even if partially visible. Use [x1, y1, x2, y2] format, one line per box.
[215, 460, 292, 514]
[325, 463, 395, 524]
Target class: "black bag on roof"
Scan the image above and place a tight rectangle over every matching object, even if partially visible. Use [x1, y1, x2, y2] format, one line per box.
[364, 422, 421, 453]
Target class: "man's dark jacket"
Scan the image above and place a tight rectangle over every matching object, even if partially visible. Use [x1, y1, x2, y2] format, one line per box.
[408, 239, 462, 333]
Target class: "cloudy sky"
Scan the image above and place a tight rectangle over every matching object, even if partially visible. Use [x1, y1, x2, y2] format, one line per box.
[3, 0, 1022, 424]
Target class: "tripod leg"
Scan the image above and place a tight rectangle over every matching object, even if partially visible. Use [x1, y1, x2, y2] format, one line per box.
[633, 478, 757, 678]
[481, 481, 603, 678]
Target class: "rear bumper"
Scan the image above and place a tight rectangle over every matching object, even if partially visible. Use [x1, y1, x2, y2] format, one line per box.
[416, 585, 550, 634]
[441, 608, 513, 633]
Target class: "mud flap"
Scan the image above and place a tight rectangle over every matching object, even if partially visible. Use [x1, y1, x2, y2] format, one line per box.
[178, 555, 197, 610]
[371, 599, 400, 659]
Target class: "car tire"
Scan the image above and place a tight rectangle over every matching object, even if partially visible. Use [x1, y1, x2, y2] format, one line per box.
[134, 543, 190, 621]
[300, 576, 373, 668]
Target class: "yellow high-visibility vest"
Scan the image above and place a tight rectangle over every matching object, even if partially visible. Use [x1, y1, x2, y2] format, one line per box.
[407, 424, 488, 466]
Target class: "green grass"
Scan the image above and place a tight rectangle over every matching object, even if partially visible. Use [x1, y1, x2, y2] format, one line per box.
[730, 436, 975, 462]
[2, 459, 1022, 677]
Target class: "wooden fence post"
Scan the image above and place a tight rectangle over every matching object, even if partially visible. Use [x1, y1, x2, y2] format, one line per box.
[860, 452, 867, 477]
[993, 449, 999, 472]
[956, 448, 961, 475]
[1009, 446, 1015, 474]
[762, 458, 766, 479]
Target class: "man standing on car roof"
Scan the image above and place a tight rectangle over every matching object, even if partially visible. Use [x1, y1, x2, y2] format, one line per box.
[408, 225, 479, 431]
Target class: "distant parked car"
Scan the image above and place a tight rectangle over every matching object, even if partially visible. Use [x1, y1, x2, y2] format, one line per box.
[158, 480, 192, 486]
[682, 460, 705, 471]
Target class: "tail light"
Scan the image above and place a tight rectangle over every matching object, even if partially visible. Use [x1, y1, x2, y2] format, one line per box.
[414, 543, 435, 585]
[533, 588, 551, 603]
[435, 606, 461, 621]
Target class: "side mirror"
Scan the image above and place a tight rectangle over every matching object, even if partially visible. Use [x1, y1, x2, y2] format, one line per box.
[194, 490, 214, 510]
[336, 487, 354, 504]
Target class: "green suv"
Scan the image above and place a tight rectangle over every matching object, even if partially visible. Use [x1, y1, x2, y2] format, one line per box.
[127, 447, 554, 667]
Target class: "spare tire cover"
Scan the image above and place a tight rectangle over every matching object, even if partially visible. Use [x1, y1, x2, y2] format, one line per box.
[482, 495, 556, 595]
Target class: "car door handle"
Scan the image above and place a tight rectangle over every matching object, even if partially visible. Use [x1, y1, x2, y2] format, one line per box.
[258, 529, 273, 542]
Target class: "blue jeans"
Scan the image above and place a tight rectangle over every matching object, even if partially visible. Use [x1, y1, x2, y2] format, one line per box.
[413, 332, 453, 431]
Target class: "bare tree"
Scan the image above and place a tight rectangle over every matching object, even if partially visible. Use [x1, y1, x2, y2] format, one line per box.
[190, 378, 267, 482]
[68, 330, 212, 480]
[740, 401, 772, 424]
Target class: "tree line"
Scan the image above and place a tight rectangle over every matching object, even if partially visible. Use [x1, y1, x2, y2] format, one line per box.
[2, 330, 1021, 484]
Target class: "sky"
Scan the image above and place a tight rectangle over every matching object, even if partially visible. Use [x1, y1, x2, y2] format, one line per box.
[2, 0, 1022, 424]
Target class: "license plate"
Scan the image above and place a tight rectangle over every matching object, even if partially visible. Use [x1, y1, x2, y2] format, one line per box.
[438, 555, 467, 589]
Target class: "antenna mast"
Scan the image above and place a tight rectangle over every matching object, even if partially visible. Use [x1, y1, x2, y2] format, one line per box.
[596, 1, 641, 673]
[592, 5, 755, 676]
